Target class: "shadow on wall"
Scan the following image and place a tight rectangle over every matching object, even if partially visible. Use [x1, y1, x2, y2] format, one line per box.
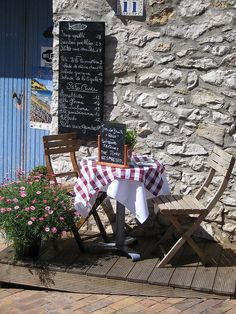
[104, 35, 118, 121]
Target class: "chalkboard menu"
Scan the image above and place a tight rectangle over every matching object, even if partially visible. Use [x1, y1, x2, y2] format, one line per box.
[58, 21, 105, 139]
[97, 122, 128, 168]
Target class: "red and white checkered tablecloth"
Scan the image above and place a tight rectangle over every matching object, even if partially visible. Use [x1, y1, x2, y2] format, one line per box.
[74, 155, 166, 212]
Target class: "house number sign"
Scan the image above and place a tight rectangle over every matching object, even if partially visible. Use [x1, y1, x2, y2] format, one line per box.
[117, 0, 144, 16]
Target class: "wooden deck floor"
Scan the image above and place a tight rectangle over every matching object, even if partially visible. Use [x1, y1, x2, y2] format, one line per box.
[0, 233, 235, 299]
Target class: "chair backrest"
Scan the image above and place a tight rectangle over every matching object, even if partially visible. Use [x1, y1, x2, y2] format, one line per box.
[195, 146, 235, 212]
[43, 133, 80, 185]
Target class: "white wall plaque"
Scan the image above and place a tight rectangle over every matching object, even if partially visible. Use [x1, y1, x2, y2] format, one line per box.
[117, 0, 144, 16]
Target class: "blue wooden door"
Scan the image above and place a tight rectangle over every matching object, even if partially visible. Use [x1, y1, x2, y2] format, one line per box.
[0, 0, 53, 183]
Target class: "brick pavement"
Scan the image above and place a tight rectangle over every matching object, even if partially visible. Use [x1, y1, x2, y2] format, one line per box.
[1, 242, 236, 313]
[0, 287, 236, 314]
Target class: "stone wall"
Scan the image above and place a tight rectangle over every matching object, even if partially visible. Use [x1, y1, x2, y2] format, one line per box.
[52, 0, 236, 242]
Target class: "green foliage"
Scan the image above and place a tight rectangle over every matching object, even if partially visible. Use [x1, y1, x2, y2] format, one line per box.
[0, 172, 79, 251]
[29, 165, 48, 176]
[125, 129, 137, 148]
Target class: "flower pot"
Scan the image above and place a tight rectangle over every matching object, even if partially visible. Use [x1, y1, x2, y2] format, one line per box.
[14, 238, 41, 260]
[127, 147, 133, 162]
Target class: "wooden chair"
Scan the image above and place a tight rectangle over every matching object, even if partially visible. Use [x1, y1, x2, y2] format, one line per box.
[153, 146, 235, 268]
[43, 132, 109, 250]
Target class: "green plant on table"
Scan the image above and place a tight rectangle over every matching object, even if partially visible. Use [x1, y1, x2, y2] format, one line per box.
[0, 168, 79, 259]
[125, 129, 137, 148]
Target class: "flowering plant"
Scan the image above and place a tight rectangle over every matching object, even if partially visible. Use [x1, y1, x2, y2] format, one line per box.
[0, 168, 78, 258]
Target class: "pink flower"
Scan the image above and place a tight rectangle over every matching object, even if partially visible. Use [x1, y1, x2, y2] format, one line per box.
[39, 217, 44, 221]
[31, 199, 36, 204]
[43, 199, 47, 204]
[59, 216, 64, 221]
[16, 214, 20, 218]
[13, 198, 19, 203]
[24, 207, 30, 211]
[31, 217, 36, 221]
[36, 191, 41, 195]
[6, 198, 11, 203]
[44, 214, 49, 218]
[61, 231, 67, 237]
[14, 206, 19, 210]
[45, 227, 50, 232]
[20, 193, 27, 198]
[0, 208, 6, 213]
[27, 221, 33, 225]
[30, 206, 35, 211]
[45, 206, 50, 211]
[51, 227, 57, 234]
[0, 196, 5, 201]
[48, 210, 54, 215]
[54, 198, 58, 202]
[20, 186, 26, 190]
[7, 208, 12, 212]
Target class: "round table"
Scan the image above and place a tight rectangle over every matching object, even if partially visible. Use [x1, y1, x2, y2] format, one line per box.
[74, 155, 170, 260]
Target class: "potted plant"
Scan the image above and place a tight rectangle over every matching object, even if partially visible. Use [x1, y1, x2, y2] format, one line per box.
[0, 168, 78, 260]
[125, 129, 137, 160]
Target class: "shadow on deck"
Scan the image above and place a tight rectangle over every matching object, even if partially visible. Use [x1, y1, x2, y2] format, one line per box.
[0, 232, 235, 299]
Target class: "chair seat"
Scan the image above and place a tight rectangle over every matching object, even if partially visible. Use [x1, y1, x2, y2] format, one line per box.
[154, 195, 205, 215]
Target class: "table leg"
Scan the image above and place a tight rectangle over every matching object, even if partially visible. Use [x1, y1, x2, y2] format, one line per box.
[115, 202, 141, 261]
[86, 202, 141, 261]
[115, 201, 125, 246]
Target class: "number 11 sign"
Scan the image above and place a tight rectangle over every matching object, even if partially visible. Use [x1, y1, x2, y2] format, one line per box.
[117, 0, 144, 16]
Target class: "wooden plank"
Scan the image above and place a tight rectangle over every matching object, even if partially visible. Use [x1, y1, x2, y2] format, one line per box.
[219, 246, 236, 267]
[43, 133, 78, 141]
[165, 195, 180, 209]
[0, 263, 228, 298]
[127, 258, 158, 283]
[0, 246, 15, 264]
[213, 267, 236, 296]
[37, 240, 68, 266]
[44, 146, 78, 154]
[208, 159, 227, 176]
[43, 139, 78, 148]
[86, 255, 118, 277]
[169, 243, 201, 289]
[67, 254, 97, 275]
[192, 266, 218, 293]
[45, 240, 80, 271]
[184, 196, 204, 210]
[213, 146, 232, 163]
[148, 267, 175, 286]
[169, 267, 196, 289]
[106, 256, 135, 280]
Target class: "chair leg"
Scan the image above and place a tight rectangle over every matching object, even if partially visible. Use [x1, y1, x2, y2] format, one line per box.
[90, 192, 109, 243]
[169, 215, 210, 266]
[157, 236, 186, 267]
[92, 208, 109, 243]
[157, 225, 175, 244]
[71, 223, 85, 252]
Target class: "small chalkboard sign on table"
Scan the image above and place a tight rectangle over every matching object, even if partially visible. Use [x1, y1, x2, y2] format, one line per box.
[97, 122, 128, 168]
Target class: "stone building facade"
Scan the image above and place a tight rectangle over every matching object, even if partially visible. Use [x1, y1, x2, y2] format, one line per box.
[52, 0, 236, 242]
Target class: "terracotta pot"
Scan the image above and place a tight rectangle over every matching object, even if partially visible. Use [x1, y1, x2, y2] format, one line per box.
[127, 147, 133, 161]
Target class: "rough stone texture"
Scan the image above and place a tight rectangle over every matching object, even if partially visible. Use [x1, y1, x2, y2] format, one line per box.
[197, 123, 226, 145]
[52, 0, 236, 243]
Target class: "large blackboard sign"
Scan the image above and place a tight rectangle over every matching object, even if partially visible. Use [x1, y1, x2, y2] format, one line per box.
[58, 21, 105, 139]
[97, 122, 128, 168]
